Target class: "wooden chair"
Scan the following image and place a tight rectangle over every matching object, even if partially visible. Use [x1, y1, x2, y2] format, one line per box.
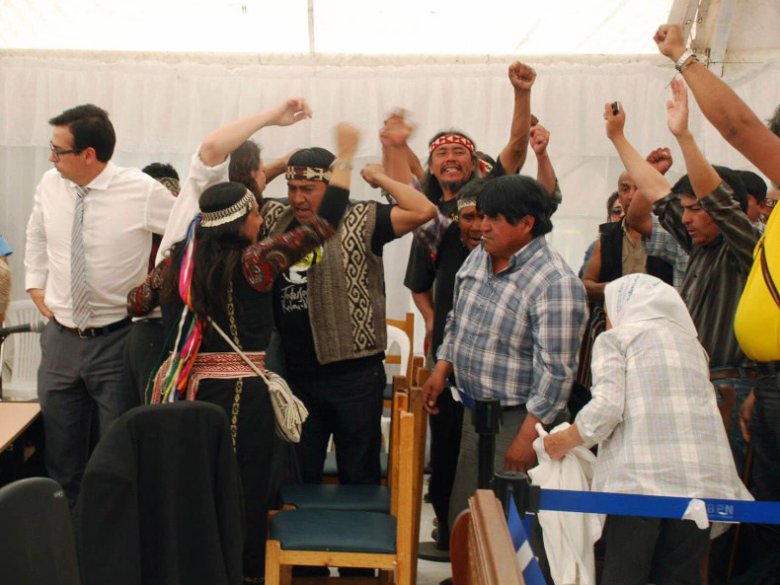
[265, 409, 418, 585]
[407, 385, 429, 580]
[450, 490, 525, 585]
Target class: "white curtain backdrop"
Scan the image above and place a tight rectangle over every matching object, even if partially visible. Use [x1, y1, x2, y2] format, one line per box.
[2, 52, 779, 348]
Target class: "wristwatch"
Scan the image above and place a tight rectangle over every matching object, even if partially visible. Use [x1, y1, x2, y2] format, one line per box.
[674, 49, 697, 72]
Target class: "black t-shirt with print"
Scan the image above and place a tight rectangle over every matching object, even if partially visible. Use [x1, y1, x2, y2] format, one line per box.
[273, 203, 395, 373]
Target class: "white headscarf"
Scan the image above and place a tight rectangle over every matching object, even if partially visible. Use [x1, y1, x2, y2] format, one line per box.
[604, 274, 698, 338]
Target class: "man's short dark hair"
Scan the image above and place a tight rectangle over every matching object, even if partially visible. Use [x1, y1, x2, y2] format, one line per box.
[477, 175, 553, 236]
[48, 104, 115, 162]
[671, 165, 748, 212]
[142, 162, 179, 181]
[738, 170, 767, 203]
[288, 147, 335, 182]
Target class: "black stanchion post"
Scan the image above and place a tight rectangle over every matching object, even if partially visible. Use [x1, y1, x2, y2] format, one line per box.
[473, 399, 502, 489]
[493, 471, 540, 518]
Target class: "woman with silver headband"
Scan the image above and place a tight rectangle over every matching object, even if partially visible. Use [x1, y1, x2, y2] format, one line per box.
[128, 123, 359, 582]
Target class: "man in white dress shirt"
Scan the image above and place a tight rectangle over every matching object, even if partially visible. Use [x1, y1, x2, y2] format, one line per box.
[25, 104, 175, 507]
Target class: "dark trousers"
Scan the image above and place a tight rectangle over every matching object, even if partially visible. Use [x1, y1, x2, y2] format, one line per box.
[38, 321, 136, 508]
[287, 359, 385, 485]
[731, 372, 780, 584]
[601, 515, 710, 585]
[123, 318, 165, 403]
[428, 387, 463, 545]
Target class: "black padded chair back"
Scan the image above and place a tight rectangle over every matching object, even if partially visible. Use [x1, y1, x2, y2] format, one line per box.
[0, 477, 81, 585]
[77, 401, 244, 585]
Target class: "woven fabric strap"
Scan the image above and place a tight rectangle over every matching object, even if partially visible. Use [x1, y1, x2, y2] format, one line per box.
[759, 239, 780, 308]
[151, 351, 266, 403]
[209, 319, 309, 443]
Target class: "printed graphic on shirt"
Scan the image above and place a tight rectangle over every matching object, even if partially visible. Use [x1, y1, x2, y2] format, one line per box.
[279, 246, 323, 314]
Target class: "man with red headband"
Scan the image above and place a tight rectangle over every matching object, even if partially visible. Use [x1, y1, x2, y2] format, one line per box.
[405, 62, 538, 355]
[400, 63, 546, 560]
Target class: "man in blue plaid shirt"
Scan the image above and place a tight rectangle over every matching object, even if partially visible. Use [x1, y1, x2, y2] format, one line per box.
[422, 174, 587, 528]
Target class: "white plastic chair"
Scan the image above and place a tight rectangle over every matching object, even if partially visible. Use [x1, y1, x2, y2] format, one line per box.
[1, 300, 45, 401]
[386, 324, 411, 381]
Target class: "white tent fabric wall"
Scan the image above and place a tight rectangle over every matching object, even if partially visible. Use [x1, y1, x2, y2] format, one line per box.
[1, 53, 779, 351]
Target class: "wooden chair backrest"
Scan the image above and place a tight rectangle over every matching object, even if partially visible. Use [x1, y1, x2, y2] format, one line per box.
[407, 386, 428, 579]
[393, 411, 416, 577]
[450, 490, 525, 585]
[388, 389, 409, 514]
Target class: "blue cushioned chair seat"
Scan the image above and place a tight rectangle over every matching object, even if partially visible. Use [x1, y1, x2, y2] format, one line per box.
[279, 483, 391, 513]
[270, 509, 397, 553]
[323, 452, 388, 479]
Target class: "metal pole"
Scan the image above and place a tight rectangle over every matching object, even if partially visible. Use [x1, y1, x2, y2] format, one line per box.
[473, 399, 502, 489]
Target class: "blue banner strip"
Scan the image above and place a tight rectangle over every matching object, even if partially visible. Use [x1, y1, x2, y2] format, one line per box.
[538, 489, 780, 524]
[507, 497, 547, 585]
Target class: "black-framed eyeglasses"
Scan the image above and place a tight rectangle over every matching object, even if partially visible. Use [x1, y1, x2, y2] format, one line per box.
[610, 207, 624, 216]
[49, 141, 84, 161]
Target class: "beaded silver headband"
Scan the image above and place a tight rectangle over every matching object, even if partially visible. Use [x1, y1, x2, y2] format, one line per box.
[286, 165, 332, 182]
[457, 194, 478, 212]
[200, 190, 254, 228]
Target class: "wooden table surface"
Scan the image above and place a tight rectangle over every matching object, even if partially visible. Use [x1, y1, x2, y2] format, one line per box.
[0, 402, 41, 452]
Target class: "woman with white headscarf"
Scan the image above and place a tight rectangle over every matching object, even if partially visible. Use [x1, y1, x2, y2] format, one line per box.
[544, 273, 749, 585]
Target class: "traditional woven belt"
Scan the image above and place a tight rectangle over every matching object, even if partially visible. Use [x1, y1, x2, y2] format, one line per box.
[152, 351, 266, 403]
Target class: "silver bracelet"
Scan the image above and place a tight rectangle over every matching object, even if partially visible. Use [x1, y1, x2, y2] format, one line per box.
[674, 49, 696, 72]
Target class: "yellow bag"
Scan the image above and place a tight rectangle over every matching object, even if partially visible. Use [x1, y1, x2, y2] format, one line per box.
[735, 211, 780, 361]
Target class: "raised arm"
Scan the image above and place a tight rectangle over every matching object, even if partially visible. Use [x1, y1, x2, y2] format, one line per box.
[200, 98, 311, 166]
[381, 111, 415, 185]
[605, 103, 671, 236]
[406, 145, 425, 183]
[263, 149, 299, 184]
[242, 123, 359, 292]
[627, 147, 674, 236]
[157, 98, 312, 262]
[498, 62, 535, 174]
[666, 78, 721, 198]
[655, 24, 780, 185]
[531, 124, 555, 192]
[361, 164, 437, 237]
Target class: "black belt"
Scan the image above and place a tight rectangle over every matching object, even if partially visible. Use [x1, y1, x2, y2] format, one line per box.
[55, 317, 131, 338]
[710, 367, 757, 382]
[502, 404, 527, 412]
